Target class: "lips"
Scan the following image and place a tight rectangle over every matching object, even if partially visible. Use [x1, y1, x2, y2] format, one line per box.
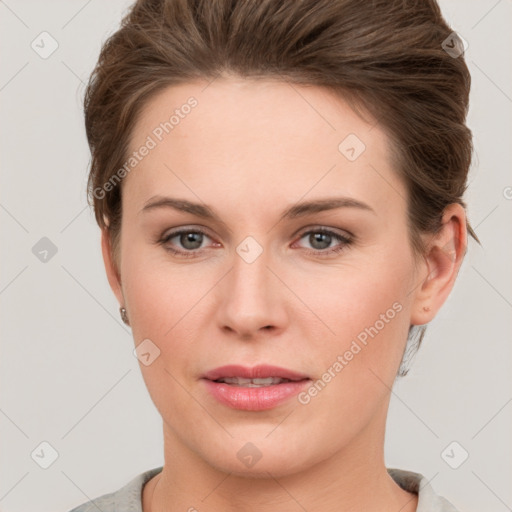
[202, 364, 309, 382]
[215, 376, 290, 387]
[201, 365, 311, 411]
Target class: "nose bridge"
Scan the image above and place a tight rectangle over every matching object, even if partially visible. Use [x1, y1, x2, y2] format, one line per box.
[231, 236, 273, 304]
[217, 234, 284, 335]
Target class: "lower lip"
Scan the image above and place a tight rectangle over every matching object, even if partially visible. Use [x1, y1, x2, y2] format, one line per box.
[202, 379, 311, 411]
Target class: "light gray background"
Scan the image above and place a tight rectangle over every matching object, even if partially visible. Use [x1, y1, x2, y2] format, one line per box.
[1, 1, 511, 511]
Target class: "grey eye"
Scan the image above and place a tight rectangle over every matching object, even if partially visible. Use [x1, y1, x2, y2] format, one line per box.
[307, 232, 333, 250]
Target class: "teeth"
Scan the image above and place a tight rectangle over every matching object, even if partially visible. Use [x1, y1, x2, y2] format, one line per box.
[217, 377, 290, 387]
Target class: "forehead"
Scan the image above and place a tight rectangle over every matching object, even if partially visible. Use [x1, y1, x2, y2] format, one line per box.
[124, 78, 405, 218]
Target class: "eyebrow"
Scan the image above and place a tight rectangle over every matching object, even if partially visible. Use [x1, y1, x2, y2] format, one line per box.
[140, 195, 375, 224]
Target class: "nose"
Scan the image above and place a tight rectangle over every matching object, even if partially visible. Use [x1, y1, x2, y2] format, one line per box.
[215, 243, 288, 340]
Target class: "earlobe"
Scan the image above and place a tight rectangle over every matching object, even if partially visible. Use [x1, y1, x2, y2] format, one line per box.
[410, 204, 467, 326]
[100, 228, 124, 306]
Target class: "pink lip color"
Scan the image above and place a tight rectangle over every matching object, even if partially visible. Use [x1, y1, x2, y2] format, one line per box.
[202, 364, 311, 411]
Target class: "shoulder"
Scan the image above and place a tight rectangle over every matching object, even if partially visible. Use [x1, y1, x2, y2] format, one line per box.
[67, 466, 163, 512]
[387, 467, 461, 512]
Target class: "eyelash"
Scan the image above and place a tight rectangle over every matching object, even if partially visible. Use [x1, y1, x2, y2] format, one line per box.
[157, 227, 353, 259]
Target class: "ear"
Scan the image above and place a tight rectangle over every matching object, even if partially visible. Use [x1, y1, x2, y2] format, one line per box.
[100, 228, 124, 306]
[410, 203, 467, 326]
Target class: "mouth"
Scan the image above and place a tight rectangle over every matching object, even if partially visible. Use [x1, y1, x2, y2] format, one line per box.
[202, 364, 310, 382]
[212, 376, 300, 387]
[201, 365, 311, 411]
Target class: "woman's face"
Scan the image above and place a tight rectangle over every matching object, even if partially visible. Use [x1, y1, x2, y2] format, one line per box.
[106, 77, 428, 476]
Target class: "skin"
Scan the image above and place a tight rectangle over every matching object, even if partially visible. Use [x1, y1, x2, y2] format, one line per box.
[101, 76, 467, 512]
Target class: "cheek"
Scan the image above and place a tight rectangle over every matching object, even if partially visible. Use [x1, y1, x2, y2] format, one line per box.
[121, 256, 203, 420]
[291, 248, 415, 388]
[121, 244, 219, 385]
[123, 252, 196, 344]
[289, 265, 413, 441]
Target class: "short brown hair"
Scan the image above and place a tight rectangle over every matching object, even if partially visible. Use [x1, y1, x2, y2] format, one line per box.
[84, 0, 477, 376]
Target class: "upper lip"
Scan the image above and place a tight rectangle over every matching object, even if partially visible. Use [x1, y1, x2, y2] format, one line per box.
[203, 365, 310, 381]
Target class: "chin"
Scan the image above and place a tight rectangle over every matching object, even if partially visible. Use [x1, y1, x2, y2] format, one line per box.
[196, 434, 323, 479]
[207, 453, 308, 479]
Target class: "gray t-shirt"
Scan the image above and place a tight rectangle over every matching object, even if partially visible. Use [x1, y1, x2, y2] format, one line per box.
[68, 466, 460, 512]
